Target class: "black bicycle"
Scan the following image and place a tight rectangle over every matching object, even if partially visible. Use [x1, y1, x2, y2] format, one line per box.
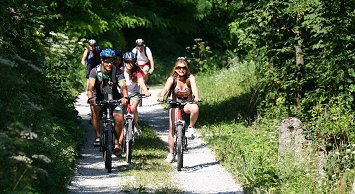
[96, 98, 121, 173]
[163, 99, 196, 171]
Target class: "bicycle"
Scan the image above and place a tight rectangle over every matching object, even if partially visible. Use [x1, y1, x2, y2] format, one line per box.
[162, 98, 197, 171]
[94, 98, 122, 173]
[122, 94, 149, 164]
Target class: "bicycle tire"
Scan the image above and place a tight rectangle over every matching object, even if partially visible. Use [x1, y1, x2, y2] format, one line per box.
[105, 124, 113, 173]
[176, 125, 184, 171]
[125, 118, 133, 164]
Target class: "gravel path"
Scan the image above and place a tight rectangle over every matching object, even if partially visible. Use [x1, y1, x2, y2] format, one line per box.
[140, 89, 243, 194]
[69, 89, 243, 193]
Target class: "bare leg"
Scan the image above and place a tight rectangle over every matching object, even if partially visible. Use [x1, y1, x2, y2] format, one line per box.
[168, 109, 175, 153]
[184, 104, 199, 128]
[130, 99, 139, 127]
[91, 105, 101, 137]
[113, 112, 124, 148]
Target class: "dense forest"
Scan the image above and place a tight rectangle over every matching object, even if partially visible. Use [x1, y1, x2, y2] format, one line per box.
[0, 0, 353, 193]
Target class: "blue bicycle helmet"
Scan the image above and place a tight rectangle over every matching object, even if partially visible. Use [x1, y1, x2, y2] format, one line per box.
[122, 51, 136, 62]
[100, 48, 116, 58]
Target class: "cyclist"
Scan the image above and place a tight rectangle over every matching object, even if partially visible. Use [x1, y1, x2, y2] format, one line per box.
[131, 38, 155, 82]
[122, 51, 150, 136]
[158, 57, 201, 162]
[81, 39, 101, 79]
[87, 48, 128, 157]
[113, 48, 124, 69]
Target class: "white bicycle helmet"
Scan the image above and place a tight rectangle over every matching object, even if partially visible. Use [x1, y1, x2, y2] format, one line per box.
[135, 38, 144, 46]
[88, 39, 96, 46]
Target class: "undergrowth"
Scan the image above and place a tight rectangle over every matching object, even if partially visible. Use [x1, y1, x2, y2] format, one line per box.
[196, 59, 355, 193]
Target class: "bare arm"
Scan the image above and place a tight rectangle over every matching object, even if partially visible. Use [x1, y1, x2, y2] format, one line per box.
[119, 80, 128, 105]
[81, 49, 89, 65]
[87, 78, 96, 104]
[189, 75, 201, 102]
[138, 77, 150, 96]
[158, 77, 174, 101]
[148, 54, 154, 74]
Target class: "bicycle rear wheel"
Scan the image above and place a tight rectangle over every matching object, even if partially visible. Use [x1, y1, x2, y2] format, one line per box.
[176, 125, 184, 171]
[104, 125, 113, 173]
[125, 118, 133, 164]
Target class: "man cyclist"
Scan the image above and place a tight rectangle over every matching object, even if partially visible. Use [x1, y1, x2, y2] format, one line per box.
[87, 48, 128, 156]
[131, 38, 155, 82]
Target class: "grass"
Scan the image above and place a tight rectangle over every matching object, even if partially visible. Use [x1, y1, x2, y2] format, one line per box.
[195, 60, 337, 193]
[120, 122, 180, 193]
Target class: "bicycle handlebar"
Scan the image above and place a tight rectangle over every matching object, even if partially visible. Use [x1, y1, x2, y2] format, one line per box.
[161, 99, 200, 104]
[96, 99, 122, 106]
[135, 94, 151, 98]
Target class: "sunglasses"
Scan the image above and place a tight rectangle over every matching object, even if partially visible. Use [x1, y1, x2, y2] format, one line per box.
[175, 66, 187, 70]
[103, 59, 114, 64]
[124, 60, 135, 65]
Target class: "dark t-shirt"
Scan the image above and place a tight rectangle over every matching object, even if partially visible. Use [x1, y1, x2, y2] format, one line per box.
[89, 64, 125, 101]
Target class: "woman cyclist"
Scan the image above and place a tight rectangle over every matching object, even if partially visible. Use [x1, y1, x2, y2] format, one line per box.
[158, 57, 201, 162]
[122, 51, 150, 136]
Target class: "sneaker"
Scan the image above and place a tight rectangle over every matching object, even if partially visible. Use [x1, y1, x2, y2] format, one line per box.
[134, 125, 142, 136]
[186, 126, 196, 140]
[166, 153, 175, 163]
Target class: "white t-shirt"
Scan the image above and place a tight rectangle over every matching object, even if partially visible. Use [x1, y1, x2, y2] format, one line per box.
[132, 46, 152, 66]
[124, 68, 143, 96]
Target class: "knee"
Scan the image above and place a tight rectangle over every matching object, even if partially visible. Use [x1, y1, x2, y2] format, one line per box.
[114, 114, 124, 124]
[190, 105, 199, 114]
[130, 106, 137, 113]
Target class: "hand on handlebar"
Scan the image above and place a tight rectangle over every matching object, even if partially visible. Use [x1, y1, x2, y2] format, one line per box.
[194, 97, 202, 103]
[157, 96, 164, 102]
[87, 97, 96, 105]
[121, 97, 128, 105]
[144, 91, 151, 97]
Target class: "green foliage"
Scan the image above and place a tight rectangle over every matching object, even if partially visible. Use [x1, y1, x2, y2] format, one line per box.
[185, 38, 214, 73]
[197, 59, 257, 126]
[0, 1, 84, 192]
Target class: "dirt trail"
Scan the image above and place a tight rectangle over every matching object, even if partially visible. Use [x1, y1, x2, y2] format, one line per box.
[139, 89, 243, 193]
[69, 90, 243, 193]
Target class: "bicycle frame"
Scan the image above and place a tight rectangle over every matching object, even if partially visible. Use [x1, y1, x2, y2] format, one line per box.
[123, 94, 148, 164]
[164, 99, 194, 171]
[96, 99, 121, 173]
[123, 98, 134, 164]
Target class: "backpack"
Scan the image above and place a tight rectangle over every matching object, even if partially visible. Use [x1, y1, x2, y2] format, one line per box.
[134, 46, 150, 64]
[86, 46, 101, 66]
[95, 64, 119, 84]
[167, 76, 191, 98]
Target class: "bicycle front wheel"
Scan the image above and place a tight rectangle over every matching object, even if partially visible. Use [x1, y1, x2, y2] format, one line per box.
[176, 125, 184, 171]
[125, 118, 133, 164]
[104, 124, 113, 173]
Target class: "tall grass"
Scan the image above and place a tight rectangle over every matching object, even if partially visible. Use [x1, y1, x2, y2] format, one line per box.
[196, 60, 334, 193]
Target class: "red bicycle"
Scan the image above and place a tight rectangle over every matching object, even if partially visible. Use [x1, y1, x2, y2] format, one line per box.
[163, 98, 197, 171]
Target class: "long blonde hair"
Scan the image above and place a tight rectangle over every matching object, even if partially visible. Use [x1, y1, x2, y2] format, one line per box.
[169, 59, 190, 81]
